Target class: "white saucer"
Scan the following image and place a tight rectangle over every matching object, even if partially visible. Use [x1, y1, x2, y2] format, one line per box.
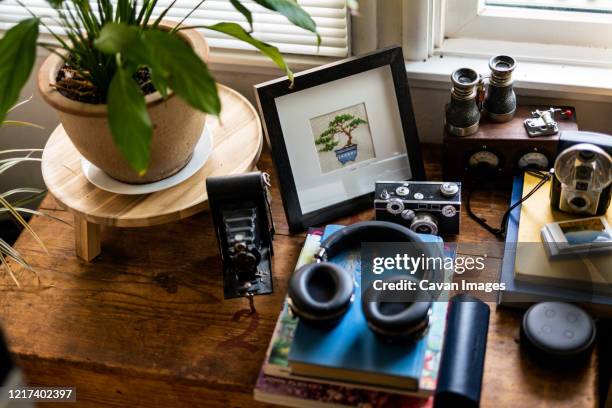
[81, 125, 213, 195]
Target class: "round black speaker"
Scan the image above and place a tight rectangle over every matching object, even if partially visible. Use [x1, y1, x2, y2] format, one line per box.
[520, 302, 596, 366]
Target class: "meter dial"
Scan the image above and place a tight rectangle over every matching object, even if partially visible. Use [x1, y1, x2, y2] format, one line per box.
[468, 150, 501, 170]
[517, 151, 549, 171]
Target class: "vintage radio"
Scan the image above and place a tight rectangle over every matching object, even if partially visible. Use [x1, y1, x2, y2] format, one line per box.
[443, 106, 578, 183]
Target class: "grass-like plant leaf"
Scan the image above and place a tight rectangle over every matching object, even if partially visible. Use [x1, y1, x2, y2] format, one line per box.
[0, 206, 71, 226]
[0, 157, 42, 175]
[0, 247, 22, 287]
[0, 18, 39, 125]
[0, 187, 45, 200]
[2, 120, 44, 129]
[0, 195, 47, 254]
[107, 64, 153, 175]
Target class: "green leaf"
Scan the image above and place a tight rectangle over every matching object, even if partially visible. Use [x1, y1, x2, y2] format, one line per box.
[230, 0, 253, 32]
[94, 23, 151, 63]
[95, 23, 170, 98]
[94, 22, 139, 53]
[107, 65, 152, 175]
[0, 18, 39, 125]
[46, 0, 65, 9]
[143, 29, 220, 115]
[251, 0, 320, 45]
[205, 22, 293, 83]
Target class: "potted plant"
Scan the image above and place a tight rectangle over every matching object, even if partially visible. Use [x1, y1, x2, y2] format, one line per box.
[314, 113, 367, 164]
[0, 0, 321, 183]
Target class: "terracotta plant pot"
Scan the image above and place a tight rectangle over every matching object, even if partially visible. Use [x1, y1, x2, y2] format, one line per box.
[38, 21, 209, 184]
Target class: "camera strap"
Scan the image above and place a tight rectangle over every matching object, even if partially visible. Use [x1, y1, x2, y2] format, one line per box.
[262, 172, 275, 240]
[466, 170, 551, 237]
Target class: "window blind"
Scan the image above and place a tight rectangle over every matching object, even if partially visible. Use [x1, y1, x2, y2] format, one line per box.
[0, 0, 349, 57]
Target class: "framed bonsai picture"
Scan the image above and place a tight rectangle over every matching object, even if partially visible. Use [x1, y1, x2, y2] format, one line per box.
[255, 46, 425, 232]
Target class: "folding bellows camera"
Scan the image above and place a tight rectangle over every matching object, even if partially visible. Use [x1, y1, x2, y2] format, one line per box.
[207, 172, 275, 299]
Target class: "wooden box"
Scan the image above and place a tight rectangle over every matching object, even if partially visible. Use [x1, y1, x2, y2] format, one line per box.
[442, 106, 578, 183]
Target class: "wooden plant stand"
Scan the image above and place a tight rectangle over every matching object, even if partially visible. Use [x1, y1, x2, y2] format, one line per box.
[41, 85, 263, 261]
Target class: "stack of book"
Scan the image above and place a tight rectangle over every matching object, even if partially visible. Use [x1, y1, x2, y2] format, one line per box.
[498, 174, 612, 312]
[254, 225, 453, 408]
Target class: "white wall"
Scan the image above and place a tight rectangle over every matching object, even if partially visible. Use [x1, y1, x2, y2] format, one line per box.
[2, 54, 612, 194]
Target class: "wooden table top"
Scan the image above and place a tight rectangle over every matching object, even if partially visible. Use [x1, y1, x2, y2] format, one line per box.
[1, 146, 599, 408]
[41, 85, 263, 228]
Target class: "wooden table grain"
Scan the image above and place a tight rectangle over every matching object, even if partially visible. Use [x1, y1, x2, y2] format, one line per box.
[1, 146, 599, 408]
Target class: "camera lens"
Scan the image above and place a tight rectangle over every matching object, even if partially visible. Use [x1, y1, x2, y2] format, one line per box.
[569, 196, 589, 211]
[410, 213, 439, 235]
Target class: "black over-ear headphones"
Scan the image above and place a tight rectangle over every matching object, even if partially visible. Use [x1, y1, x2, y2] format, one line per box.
[287, 221, 440, 342]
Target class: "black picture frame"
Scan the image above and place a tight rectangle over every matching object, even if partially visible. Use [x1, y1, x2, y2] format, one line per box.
[255, 45, 425, 233]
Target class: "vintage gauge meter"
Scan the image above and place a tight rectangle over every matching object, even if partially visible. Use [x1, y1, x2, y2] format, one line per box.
[517, 149, 550, 171]
[468, 149, 501, 171]
[443, 106, 577, 182]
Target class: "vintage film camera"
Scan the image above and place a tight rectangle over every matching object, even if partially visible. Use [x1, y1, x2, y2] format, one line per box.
[550, 131, 612, 216]
[374, 181, 461, 235]
[206, 172, 275, 299]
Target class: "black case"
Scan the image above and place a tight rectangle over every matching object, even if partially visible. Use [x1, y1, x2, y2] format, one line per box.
[434, 294, 490, 408]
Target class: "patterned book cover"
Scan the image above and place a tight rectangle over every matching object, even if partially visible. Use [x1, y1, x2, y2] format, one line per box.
[254, 370, 433, 408]
[261, 226, 452, 395]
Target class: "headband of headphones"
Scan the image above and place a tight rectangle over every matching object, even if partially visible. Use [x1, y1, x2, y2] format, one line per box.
[315, 220, 438, 262]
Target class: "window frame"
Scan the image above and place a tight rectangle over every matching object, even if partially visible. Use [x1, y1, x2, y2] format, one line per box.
[401, 0, 612, 102]
[443, 0, 612, 55]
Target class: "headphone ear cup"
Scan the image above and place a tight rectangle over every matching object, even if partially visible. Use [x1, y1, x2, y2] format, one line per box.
[362, 275, 432, 342]
[288, 262, 354, 327]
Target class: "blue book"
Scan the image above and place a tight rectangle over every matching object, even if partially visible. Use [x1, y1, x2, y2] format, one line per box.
[498, 176, 612, 309]
[288, 225, 449, 393]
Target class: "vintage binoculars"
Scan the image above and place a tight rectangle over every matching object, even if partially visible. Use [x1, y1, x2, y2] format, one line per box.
[445, 55, 517, 136]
